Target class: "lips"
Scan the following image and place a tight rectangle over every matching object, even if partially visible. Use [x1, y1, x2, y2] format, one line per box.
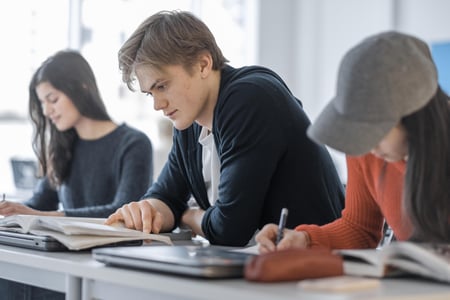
[165, 110, 177, 118]
[50, 116, 61, 124]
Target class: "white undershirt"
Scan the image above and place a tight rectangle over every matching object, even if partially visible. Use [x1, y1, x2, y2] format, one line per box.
[198, 127, 221, 205]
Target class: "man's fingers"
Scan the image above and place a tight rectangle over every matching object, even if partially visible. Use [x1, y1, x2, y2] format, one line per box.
[128, 202, 144, 231]
[116, 205, 134, 229]
[105, 200, 161, 234]
[151, 210, 163, 234]
[141, 200, 155, 233]
[105, 212, 121, 225]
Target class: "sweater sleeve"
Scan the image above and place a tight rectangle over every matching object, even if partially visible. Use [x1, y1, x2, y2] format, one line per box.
[296, 155, 384, 249]
[64, 130, 153, 217]
[24, 177, 60, 211]
[141, 139, 192, 228]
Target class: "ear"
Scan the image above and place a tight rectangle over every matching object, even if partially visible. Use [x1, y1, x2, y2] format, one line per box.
[198, 52, 213, 79]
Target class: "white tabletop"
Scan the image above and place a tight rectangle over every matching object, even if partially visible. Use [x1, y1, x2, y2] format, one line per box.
[0, 244, 449, 300]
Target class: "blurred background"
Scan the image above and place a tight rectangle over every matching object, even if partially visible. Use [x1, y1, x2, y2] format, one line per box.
[1, 0, 449, 199]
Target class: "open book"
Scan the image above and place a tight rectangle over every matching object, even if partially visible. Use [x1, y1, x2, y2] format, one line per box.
[0, 215, 173, 250]
[337, 241, 450, 283]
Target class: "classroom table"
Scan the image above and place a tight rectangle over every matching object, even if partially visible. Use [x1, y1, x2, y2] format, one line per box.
[0, 244, 449, 300]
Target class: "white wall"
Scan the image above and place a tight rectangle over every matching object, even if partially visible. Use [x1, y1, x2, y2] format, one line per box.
[258, 0, 396, 120]
[256, 0, 450, 182]
[396, 0, 450, 42]
[258, 0, 450, 119]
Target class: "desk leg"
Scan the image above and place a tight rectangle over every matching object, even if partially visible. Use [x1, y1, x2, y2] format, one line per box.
[82, 278, 92, 300]
[65, 275, 82, 300]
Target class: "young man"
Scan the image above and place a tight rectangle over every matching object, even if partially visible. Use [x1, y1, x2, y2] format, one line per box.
[106, 10, 344, 246]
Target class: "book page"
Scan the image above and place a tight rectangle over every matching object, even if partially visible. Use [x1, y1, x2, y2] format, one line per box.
[0, 215, 40, 232]
[338, 242, 450, 283]
[36, 217, 154, 236]
[385, 242, 450, 283]
[231, 244, 259, 255]
[29, 229, 171, 250]
[337, 248, 387, 278]
[0, 215, 173, 250]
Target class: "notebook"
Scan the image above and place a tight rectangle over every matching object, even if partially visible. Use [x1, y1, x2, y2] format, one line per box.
[93, 245, 254, 278]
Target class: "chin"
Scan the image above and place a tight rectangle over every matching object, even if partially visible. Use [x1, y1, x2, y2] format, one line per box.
[383, 156, 404, 163]
[55, 124, 71, 132]
[173, 121, 192, 131]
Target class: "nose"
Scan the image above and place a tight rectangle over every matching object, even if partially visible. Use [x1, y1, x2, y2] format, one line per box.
[153, 96, 168, 111]
[41, 101, 53, 117]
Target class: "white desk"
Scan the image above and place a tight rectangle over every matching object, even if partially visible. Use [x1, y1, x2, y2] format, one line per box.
[0, 244, 449, 300]
[0, 245, 86, 300]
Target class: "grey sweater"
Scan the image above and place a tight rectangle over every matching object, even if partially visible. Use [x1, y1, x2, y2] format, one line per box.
[25, 124, 153, 217]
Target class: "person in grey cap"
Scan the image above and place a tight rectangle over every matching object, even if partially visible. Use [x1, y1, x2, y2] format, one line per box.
[256, 31, 450, 253]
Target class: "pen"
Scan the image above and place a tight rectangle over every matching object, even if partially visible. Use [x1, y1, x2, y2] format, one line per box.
[275, 208, 288, 245]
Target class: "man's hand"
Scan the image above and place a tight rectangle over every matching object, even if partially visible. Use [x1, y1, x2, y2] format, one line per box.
[105, 199, 166, 234]
[181, 207, 205, 236]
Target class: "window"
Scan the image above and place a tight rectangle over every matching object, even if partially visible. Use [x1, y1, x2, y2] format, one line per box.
[0, 0, 257, 195]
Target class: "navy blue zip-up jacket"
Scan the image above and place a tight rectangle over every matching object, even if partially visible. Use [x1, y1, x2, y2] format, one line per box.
[143, 65, 344, 246]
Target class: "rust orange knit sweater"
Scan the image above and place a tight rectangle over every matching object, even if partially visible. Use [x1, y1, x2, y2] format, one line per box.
[296, 153, 413, 249]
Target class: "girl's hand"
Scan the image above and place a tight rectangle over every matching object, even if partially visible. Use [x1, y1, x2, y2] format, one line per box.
[256, 223, 310, 254]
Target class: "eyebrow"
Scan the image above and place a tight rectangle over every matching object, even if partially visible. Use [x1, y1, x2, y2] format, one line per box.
[38, 91, 54, 102]
[141, 79, 162, 93]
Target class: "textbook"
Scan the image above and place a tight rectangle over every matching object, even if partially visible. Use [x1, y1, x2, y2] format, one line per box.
[337, 241, 450, 283]
[0, 215, 173, 250]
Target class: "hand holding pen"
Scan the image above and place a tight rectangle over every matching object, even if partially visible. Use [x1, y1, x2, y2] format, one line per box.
[256, 207, 311, 253]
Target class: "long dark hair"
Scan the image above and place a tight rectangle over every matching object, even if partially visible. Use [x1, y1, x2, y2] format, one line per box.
[402, 87, 450, 242]
[29, 50, 111, 186]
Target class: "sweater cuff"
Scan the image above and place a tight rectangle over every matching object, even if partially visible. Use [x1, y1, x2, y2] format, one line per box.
[295, 224, 331, 249]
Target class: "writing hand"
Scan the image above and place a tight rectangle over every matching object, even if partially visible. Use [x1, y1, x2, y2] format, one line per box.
[0, 201, 41, 216]
[255, 223, 310, 254]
